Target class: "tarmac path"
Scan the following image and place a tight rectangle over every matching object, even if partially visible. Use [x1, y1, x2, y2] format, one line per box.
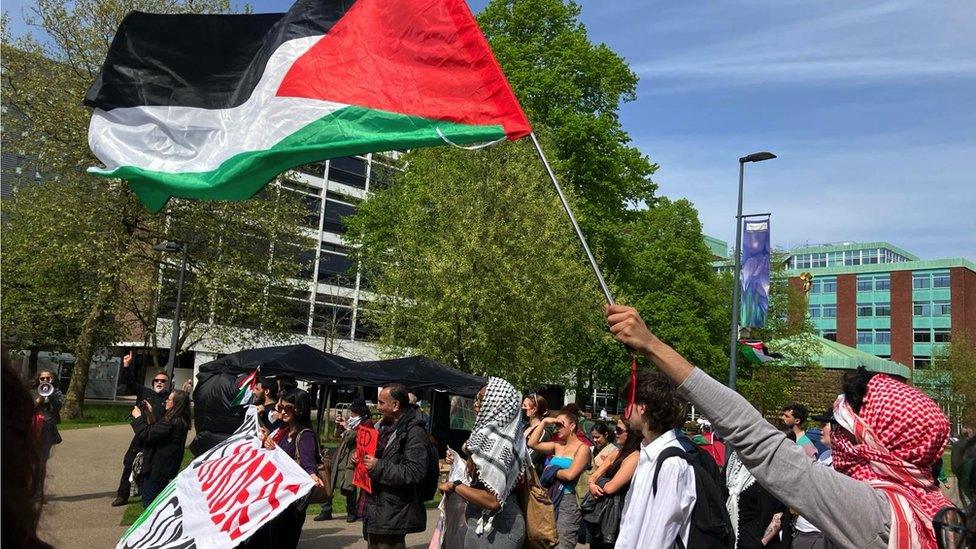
[38, 423, 437, 548]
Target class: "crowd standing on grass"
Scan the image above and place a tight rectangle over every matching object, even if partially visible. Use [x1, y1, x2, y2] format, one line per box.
[5, 300, 976, 549]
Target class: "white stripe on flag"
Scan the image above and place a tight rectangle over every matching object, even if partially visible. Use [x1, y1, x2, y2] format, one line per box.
[89, 36, 348, 174]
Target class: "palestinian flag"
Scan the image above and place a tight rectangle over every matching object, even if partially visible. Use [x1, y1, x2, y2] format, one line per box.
[85, 0, 532, 212]
[738, 340, 774, 364]
[231, 369, 259, 407]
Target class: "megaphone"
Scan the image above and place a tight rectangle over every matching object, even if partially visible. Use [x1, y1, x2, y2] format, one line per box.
[38, 382, 55, 398]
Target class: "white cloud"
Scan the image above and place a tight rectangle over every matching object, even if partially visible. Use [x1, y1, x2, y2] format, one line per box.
[628, 0, 976, 91]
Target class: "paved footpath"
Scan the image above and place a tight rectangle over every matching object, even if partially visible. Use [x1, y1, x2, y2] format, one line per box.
[38, 423, 438, 548]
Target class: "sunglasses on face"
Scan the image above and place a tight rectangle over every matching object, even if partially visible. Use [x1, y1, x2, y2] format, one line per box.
[153, 378, 168, 384]
[615, 427, 626, 435]
[276, 403, 296, 413]
[39, 376, 53, 381]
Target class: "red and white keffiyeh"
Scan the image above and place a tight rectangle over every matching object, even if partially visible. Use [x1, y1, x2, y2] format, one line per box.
[832, 374, 951, 549]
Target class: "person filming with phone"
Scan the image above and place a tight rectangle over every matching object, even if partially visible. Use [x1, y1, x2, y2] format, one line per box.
[112, 351, 170, 506]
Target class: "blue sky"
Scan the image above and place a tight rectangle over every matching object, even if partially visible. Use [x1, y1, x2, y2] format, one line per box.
[5, 0, 974, 259]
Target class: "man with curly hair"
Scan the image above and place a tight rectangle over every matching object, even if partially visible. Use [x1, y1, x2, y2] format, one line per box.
[615, 370, 696, 548]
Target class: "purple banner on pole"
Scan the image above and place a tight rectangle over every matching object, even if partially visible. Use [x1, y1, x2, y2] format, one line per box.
[740, 218, 770, 328]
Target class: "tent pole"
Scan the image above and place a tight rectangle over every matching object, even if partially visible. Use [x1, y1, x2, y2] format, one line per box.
[529, 132, 614, 305]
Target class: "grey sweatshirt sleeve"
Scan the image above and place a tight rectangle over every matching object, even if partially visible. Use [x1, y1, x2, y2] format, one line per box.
[678, 368, 891, 549]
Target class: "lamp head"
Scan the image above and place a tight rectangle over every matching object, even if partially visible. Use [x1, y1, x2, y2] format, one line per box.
[740, 152, 776, 163]
[154, 241, 183, 253]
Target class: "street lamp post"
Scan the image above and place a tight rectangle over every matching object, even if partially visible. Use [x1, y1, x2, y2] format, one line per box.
[155, 241, 188, 381]
[728, 152, 776, 389]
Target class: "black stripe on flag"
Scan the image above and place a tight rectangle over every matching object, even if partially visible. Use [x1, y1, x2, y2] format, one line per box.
[84, 0, 358, 111]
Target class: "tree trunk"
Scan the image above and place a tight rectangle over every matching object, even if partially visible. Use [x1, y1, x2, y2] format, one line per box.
[62, 277, 119, 419]
[27, 346, 39, 380]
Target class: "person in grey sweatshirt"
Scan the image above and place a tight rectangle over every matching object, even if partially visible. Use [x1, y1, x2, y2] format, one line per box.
[606, 304, 952, 549]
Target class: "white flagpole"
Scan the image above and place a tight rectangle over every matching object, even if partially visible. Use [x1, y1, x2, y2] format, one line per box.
[529, 132, 615, 305]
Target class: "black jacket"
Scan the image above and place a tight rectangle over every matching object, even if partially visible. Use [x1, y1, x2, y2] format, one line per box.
[122, 367, 170, 453]
[366, 406, 430, 536]
[132, 416, 190, 482]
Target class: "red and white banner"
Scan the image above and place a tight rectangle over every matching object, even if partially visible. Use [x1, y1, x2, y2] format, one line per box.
[118, 406, 315, 549]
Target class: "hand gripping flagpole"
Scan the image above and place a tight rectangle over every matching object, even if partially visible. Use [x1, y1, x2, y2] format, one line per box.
[529, 132, 615, 305]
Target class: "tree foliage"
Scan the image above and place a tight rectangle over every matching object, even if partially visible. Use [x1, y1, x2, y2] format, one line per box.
[1, 0, 306, 417]
[478, 0, 657, 269]
[346, 138, 603, 388]
[618, 199, 729, 382]
[926, 335, 976, 429]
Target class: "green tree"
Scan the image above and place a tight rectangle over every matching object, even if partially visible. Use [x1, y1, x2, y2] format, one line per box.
[346, 138, 604, 388]
[1, 0, 307, 418]
[926, 335, 976, 429]
[478, 0, 657, 272]
[617, 199, 729, 384]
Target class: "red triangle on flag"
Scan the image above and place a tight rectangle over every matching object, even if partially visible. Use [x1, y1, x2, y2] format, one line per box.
[276, 0, 531, 140]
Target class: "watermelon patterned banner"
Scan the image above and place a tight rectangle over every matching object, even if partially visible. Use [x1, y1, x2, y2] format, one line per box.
[118, 407, 315, 549]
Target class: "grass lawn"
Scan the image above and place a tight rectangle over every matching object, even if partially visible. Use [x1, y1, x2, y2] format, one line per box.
[61, 404, 133, 430]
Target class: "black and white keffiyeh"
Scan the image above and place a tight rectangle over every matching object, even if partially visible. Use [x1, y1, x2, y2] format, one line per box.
[466, 377, 527, 507]
[725, 450, 757, 548]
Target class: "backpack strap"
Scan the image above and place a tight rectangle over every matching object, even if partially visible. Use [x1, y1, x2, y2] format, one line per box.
[651, 445, 688, 495]
[294, 428, 321, 465]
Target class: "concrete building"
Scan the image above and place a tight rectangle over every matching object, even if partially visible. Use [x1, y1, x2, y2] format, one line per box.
[131, 155, 398, 389]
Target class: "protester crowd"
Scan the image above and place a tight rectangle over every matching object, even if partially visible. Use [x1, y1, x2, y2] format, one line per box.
[3, 302, 976, 549]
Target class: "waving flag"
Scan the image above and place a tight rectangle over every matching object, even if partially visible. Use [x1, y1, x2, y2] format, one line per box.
[85, 0, 532, 212]
[118, 407, 314, 549]
[230, 369, 259, 407]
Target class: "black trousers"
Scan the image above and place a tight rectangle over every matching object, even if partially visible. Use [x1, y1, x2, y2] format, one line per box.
[321, 487, 358, 516]
[116, 445, 139, 498]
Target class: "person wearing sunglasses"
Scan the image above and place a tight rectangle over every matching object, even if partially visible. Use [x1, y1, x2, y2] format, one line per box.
[31, 369, 64, 462]
[246, 388, 324, 548]
[113, 350, 171, 506]
[582, 418, 643, 548]
[607, 304, 954, 549]
[130, 389, 191, 508]
[528, 405, 591, 549]
[522, 393, 551, 477]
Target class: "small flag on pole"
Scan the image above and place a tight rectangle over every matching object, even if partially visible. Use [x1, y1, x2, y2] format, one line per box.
[231, 369, 259, 407]
[738, 340, 774, 365]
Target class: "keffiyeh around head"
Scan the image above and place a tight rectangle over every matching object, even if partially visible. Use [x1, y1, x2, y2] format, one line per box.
[466, 377, 527, 505]
[832, 374, 951, 549]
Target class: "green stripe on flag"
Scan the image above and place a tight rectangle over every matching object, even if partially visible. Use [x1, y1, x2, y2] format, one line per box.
[121, 478, 178, 540]
[91, 105, 507, 212]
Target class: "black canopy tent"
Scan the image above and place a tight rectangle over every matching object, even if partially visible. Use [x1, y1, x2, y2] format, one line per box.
[190, 344, 486, 455]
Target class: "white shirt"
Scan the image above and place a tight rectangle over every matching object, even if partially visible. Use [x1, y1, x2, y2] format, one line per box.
[795, 450, 833, 533]
[617, 428, 697, 549]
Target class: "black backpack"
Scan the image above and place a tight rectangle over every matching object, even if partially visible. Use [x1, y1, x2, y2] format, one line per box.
[652, 437, 735, 549]
[419, 434, 440, 502]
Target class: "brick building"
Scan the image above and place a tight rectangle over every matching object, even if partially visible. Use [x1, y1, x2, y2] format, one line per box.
[783, 242, 975, 375]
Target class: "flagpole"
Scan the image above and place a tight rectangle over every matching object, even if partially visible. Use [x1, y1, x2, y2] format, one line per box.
[529, 132, 614, 305]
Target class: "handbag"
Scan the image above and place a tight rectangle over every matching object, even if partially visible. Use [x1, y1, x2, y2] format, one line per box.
[517, 466, 558, 549]
[295, 429, 333, 504]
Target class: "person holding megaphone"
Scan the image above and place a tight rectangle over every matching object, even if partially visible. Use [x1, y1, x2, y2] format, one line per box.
[32, 369, 64, 462]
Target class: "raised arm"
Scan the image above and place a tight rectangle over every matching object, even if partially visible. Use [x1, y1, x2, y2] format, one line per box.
[527, 418, 557, 454]
[606, 304, 892, 548]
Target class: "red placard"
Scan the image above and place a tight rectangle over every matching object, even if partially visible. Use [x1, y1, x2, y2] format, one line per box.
[352, 425, 379, 493]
